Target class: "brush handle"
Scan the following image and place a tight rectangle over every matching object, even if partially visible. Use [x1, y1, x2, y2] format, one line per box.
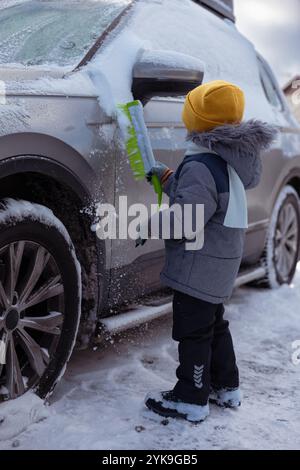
[128, 100, 162, 206]
[128, 101, 156, 172]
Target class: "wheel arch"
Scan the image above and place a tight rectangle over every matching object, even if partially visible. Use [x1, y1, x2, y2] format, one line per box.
[262, 183, 300, 287]
[265, 168, 300, 232]
[0, 132, 99, 200]
[0, 155, 108, 347]
[284, 174, 300, 261]
[286, 175, 300, 200]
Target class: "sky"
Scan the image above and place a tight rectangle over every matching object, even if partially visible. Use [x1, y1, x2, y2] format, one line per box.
[234, 0, 300, 87]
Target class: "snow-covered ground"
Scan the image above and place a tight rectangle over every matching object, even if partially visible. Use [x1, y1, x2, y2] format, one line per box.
[1, 266, 300, 450]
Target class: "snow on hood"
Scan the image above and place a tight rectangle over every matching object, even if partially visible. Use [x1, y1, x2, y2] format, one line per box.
[0, 0, 30, 9]
[188, 120, 278, 189]
[0, 64, 68, 82]
[0, 61, 99, 98]
[1, 68, 98, 98]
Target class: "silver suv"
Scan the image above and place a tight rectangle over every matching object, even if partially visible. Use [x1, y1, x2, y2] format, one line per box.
[0, 0, 299, 402]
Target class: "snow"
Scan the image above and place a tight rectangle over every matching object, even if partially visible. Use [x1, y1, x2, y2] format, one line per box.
[0, 392, 50, 442]
[210, 387, 242, 408]
[0, 0, 30, 9]
[5, 70, 98, 97]
[0, 1, 131, 67]
[145, 391, 210, 422]
[0, 199, 82, 395]
[86, 31, 148, 116]
[1, 265, 300, 450]
[0, 199, 76, 252]
[0, 101, 31, 134]
[138, 49, 205, 72]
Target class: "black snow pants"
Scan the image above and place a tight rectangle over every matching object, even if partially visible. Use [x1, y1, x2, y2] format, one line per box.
[172, 290, 239, 406]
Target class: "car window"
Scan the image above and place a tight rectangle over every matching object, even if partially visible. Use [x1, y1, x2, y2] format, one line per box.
[0, 0, 131, 67]
[258, 58, 283, 110]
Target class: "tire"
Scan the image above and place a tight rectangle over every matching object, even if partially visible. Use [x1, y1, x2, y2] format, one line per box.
[0, 199, 81, 402]
[262, 185, 300, 288]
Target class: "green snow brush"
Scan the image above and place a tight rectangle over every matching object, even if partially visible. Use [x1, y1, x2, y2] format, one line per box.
[118, 100, 163, 207]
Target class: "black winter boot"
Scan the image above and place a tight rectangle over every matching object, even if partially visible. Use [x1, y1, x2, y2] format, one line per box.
[145, 391, 209, 423]
[209, 387, 242, 408]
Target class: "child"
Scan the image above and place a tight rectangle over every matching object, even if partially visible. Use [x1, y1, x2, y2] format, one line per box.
[142, 80, 276, 423]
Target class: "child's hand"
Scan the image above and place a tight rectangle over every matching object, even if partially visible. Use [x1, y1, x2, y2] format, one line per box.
[135, 236, 147, 247]
[146, 162, 169, 183]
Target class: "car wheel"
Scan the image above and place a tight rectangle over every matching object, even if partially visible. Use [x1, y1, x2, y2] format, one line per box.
[262, 185, 300, 288]
[0, 199, 81, 402]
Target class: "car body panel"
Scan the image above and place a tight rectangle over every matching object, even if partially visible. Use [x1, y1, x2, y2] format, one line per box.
[0, 91, 117, 278]
[0, 93, 115, 201]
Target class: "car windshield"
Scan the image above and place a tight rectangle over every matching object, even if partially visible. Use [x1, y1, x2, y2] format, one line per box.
[0, 0, 131, 67]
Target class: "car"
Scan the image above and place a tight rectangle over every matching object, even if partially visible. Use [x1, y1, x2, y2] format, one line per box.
[0, 0, 299, 403]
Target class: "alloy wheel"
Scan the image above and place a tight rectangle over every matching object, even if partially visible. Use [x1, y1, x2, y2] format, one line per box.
[0, 241, 64, 401]
[274, 202, 299, 282]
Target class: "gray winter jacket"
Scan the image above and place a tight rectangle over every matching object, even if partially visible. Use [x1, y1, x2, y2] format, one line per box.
[158, 120, 277, 304]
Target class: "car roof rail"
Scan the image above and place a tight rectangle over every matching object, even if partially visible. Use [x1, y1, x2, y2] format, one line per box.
[192, 0, 235, 22]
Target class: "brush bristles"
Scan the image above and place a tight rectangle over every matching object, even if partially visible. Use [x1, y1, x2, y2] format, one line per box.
[119, 105, 146, 181]
[128, 148, 145, 180]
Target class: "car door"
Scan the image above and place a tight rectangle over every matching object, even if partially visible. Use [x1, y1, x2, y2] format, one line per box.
[109, 95, 186, 304]
[242, 55, 300, 264]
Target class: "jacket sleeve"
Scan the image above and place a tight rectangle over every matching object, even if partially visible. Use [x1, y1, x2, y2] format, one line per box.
[141, 161, 218, 240]
[163, 172, 176, 199]
[174, 161, 218, 224]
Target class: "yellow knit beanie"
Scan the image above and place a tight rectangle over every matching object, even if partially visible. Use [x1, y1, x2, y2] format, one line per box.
[182, 80, 245, 132]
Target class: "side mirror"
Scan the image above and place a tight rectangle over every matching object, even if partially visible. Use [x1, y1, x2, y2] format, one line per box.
[132, 50, 204, 104]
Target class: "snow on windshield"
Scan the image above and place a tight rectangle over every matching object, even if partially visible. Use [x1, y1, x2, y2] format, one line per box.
[0, 1, 30, 8]
[0, 0, 131, 66]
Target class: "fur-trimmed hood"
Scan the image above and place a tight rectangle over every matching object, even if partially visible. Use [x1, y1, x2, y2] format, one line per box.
[187, 119, 278, 189]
